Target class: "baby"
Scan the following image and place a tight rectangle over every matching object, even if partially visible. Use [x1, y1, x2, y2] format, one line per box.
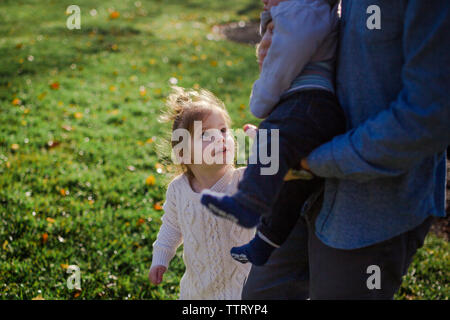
[201, 0, 346, 265]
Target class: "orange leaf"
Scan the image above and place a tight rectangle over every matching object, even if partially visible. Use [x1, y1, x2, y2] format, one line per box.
[137, 218, 145, 226]
[50, 82, 60, 90]
[153, 201, 163, 211]
[145, 175, 156, 186]
[74, 112, 83, 119]
[12, 98, 21, 105]
[41, 233, 48, 244]
[110, 11, 120, 19]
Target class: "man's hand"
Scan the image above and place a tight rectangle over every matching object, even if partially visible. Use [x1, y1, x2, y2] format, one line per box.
[149, 265, 167, 285]
[300, 158, 310, 171]
[257, 21, 274, 71]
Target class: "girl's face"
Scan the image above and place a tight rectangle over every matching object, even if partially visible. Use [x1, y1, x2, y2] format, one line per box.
[190, 109, 235, 169]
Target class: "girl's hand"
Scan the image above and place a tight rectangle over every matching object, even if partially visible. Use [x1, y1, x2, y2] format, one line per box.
[149, 265, 167, 285]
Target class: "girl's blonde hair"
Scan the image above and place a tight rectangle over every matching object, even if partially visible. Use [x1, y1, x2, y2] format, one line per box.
[159, 86, 232, 178]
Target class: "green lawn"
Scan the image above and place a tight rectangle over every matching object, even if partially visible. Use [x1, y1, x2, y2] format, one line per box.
[0, 0, 448, 300]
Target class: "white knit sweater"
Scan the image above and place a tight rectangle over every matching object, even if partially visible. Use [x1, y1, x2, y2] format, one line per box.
[151, 167, 256, 300]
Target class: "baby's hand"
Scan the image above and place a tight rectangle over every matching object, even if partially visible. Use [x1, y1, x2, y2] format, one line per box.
[257, 21, 274, 71]
[149, 265, 167, 285]
[243, 124, 257, 140]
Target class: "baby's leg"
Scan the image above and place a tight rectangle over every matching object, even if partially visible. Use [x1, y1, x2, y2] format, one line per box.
[231, 178, 323, 265]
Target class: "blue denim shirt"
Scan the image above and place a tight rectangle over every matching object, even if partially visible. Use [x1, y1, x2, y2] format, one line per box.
[306, 0, 450, 249]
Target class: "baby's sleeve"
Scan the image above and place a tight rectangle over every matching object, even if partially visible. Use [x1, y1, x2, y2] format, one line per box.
[250, 1, 337, 118]
[150, 182, 183, 268]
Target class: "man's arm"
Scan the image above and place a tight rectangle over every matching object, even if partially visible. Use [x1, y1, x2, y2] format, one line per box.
[306, 0, 450, 182]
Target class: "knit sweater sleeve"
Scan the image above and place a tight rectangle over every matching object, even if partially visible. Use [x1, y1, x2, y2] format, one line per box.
[151, 181, 183, 268]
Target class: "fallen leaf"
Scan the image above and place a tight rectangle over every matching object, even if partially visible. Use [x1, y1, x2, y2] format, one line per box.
[62, 125, 72, 131]
[38, 92, 47, 100]
[50, 82, 60, 90]
[41, 233, 48, 244]
[46, 140, 61, 149]
[74, 112, 83, 119]
[153, 201, 163, 211]
[46, 217, 56, 224]
[145, 175, 156, 186]
[110, 11, 120, 19]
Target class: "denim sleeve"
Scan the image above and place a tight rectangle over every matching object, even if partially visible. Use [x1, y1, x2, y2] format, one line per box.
[307, 0, 450, 182]
[249, 1, 336, 118]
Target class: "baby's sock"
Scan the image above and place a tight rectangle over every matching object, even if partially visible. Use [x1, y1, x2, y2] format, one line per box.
[230, 232, 279, 266]
[200, 190, 260, 228]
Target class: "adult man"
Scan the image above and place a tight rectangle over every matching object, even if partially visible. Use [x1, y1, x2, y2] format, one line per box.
[243, 0, 449, 299]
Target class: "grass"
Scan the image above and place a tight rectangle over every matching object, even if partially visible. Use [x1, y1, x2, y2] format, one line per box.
[0, 0, 448, 300]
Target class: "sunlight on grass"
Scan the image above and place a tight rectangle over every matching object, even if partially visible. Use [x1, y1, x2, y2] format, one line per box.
[0, 0, 448, 300]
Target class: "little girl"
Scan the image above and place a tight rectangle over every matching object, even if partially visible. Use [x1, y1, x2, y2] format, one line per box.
[148, 86, 255, 299]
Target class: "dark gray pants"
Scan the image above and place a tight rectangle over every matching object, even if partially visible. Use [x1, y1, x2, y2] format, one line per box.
[242, 194, 434, 300]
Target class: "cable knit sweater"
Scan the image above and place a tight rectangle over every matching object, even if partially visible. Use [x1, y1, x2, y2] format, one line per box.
[151, 167, 256, 300]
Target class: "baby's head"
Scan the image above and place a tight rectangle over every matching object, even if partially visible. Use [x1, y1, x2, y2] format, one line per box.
[160, 86, 235, 177]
